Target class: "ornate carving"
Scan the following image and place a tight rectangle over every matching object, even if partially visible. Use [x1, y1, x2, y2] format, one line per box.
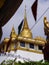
[43, 17, 49, 61]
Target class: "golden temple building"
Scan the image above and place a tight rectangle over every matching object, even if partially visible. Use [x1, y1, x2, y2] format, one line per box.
[0, 7, 47, 55]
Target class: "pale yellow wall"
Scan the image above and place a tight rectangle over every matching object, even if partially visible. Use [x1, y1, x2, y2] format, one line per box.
[10, 43, 15, 50]
[17, 42, 20, 48]
[34, 45, 38, 50]
[25, 43, 29, 48]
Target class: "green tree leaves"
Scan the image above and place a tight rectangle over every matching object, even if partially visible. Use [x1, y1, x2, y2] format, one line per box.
[0, 60, 49, 65]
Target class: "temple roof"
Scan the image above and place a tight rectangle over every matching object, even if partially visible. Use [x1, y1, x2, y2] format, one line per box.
[34, 36, 47, 43]
[18, 36, 46, 46]
[19, 6, 32, 38]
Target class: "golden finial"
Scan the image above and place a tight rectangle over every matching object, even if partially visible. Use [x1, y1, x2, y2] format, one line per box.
[24, 5, 26, 18]
[24, 5, 26, 20]
[44, 17, 49, 28]
[44, 17, 47, 24]
[12, 26, 15, 33]
[23, 5, 29, 29]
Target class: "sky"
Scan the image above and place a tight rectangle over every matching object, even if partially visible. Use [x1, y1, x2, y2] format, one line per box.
[1, 0, 49, 42]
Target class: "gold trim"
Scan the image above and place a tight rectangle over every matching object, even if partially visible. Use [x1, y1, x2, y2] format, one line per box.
[18, 36, 45, 46]
[6, 49, 17, 52]
[6, 47, 43, 54]
[17, 47, 43, 54]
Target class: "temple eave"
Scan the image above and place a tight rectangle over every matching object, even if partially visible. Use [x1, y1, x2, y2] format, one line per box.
[18, 36, 46, 46]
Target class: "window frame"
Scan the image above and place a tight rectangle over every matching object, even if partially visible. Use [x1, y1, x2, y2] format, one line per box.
[20, 42, 25, 47]
[38, 45, 43, 50]
[29, 43, 34, 49]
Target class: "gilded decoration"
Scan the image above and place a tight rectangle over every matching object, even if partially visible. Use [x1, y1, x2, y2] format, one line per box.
[19, 6, 32, 38]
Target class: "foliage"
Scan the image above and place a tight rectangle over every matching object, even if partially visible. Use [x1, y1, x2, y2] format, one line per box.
[0, 60, 49, 65]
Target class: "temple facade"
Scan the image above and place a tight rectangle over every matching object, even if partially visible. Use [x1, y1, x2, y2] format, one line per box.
[0, 8, 47, 61]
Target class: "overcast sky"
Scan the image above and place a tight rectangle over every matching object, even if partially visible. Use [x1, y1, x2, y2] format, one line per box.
[1, 0, 49, 42]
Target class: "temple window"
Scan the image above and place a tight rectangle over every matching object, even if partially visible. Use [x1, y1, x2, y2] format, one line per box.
[29, 44, 34, 49]
[20, 42, 25, 47]
[38, 45, 43, 50]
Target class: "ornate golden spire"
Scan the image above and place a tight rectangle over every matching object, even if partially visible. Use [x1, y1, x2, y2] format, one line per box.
[19, 6, 32, 38]
[23, 5, 29, 29]
[10, 26, 17, 38]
